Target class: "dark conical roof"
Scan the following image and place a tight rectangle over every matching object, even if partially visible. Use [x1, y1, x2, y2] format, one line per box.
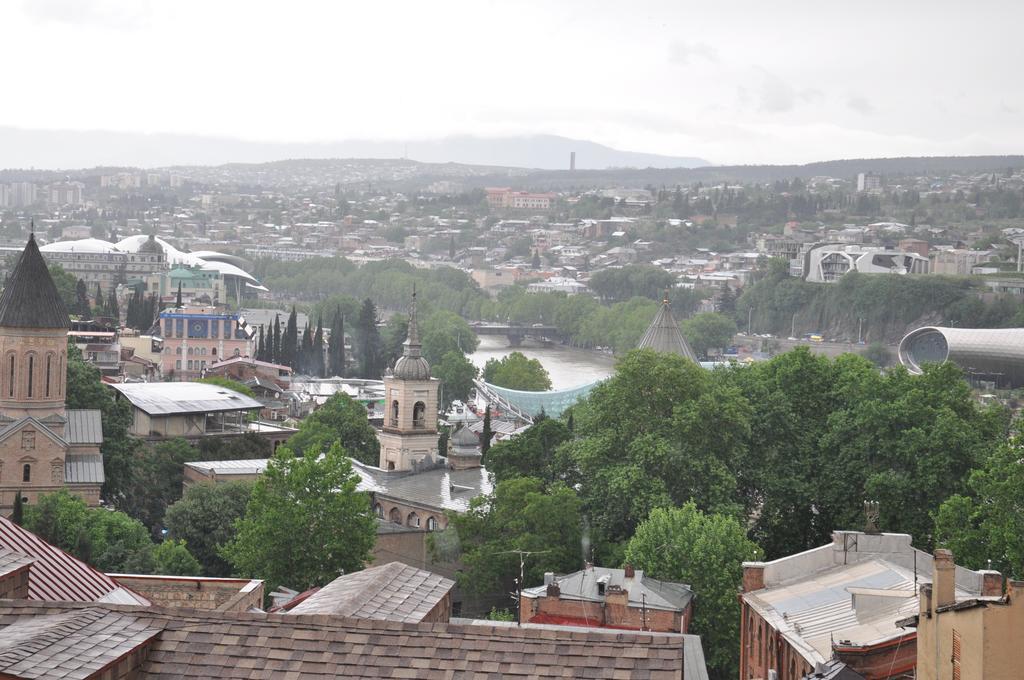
[637, 292, 697, 361]
[0, 235, 72, 329]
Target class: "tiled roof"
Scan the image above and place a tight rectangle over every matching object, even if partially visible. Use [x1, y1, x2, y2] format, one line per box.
[66, 409, 103, 444]
[637, 296, 698, 361]
[0, 235, 72, 329]
[287, 562, 454, 623]
[0, 600, 687, 679]
[0, 548, 34, 578]
[0, 607, 161, 680]
[0, 516, 148, 605]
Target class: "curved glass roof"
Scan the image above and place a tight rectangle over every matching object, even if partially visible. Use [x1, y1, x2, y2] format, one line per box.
[476, 379, 602, 419]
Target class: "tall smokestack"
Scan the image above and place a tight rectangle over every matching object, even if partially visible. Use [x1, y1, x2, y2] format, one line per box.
[570, 151, 576, 171]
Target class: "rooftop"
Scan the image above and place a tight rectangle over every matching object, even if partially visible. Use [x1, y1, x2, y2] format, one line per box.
[522, 565, 694, 613]
[0, 599, 688, 679]
[110, 382, 264, 416]
[287, 562, 454, 623]
[0, 235, 71, 330]
[637, 295, 698, 361]
[350, 459, 492, 514]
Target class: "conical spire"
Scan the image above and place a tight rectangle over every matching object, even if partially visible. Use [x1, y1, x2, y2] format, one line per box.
[402, 284, 422, 358]
[0, 235, 71, 329]
[392, 286, 431, 380]
[636, 290, 698, 361]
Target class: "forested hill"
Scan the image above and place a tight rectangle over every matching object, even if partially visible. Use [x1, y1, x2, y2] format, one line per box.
[507, 155, 1024, 190]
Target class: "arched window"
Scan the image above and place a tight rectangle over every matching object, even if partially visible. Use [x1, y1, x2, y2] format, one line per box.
[374, 504, 384, 518]
[176, 346, 182, 355]
[26, 355, 33, 398]
[44, 354, 53, 398]
[407, 512, 420, 528]
[413, 401, 426, 429]
[212, 347, 217, 356]
[388, 507, 402, 524]
[390, 400, 399, 428]
[7, 354, 14, 398]
[426, 517, 438, 531]
[187, 347, 194, 356]
[22, 464, 30, 483]
[58, 353, 64, 396]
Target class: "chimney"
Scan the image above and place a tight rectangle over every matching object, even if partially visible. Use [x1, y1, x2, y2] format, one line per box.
[543, 572, 554, 586]
[624, 563, 635, 579]
[980, 570, 1004, 597]
[546, 582, 560, 598]
[933, 549, 956, 609]
[742, 562, 766, 592]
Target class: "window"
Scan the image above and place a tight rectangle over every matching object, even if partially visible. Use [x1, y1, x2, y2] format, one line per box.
[22, 464, 30, 483]
[176, 346, 182, 355]
[187, 360, 193, 370]
[7, 355, 13, 397]
[389, 507, 402, 524]
[44, 355, 52, 398]
[407, 512, 420, 528]
[374, 504, 384, 518]
[176, 360, 181, 370]
[426, 517, 438, 531]
[390, 400, 399, 427]
[212, 347, 217, 356]
[413, 401, 426, 429]
[26, 355, 33, 397]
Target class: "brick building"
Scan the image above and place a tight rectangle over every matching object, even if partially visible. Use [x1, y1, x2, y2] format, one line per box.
[520, 564, 694, 633]
[0, 236, 105, 513]
[159, 306, 252, 381]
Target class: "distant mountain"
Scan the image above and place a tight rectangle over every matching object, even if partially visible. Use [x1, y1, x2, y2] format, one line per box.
[0, 127, 708, 171]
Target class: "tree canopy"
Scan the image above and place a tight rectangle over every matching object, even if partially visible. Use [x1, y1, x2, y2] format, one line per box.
[284, 392, 380, 465]
[482, 352, 552, 391]
[164, 481, 253, 577]
[221, 443, 376, 594]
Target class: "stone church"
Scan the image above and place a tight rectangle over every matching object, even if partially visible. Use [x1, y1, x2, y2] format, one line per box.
[0, 235, 104, 513]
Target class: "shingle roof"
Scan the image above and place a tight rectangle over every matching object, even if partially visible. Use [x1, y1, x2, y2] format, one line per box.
[287, 562, 454, 623]
[0, 516, 148, 605]
[0, 235, 72, 329]
[637, 296, 698, 361]
[0, 600, 687, 679]
[0, 607, 161, 680]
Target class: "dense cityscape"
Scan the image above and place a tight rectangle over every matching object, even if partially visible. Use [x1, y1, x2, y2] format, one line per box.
[2, 2, 1024, 679]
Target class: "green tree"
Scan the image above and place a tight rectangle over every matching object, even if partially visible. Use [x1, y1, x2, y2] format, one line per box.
[441, 477, 582, 596]
[152, 539, 202, 576]
[624, 503, 763, 680]
[48, 264, 78, 310]
[164, 482, 253, 577]
[221, 443, 377, 594]
[485, 419, 572, 485]
[328, 308, 347, 377]
[285, 392, 380, 465]
[119, 438, 202, 537]
[11, 491, 23, 525]
[935, 435, 1024, 577]
[65, 343, 140, 504]
[197, 376, 256, 397]
[420, 310, 479, 365]
[681, 312, 737, 358]
[74, 278, 91, 319]
[860, 341, 892, 367]
[355, 298, 382, 378]
[482, 352, 552, 391]
[433, 350, 477, 407]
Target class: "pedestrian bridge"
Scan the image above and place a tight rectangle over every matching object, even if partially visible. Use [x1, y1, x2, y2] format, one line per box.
[473, 378, 603, 424]
[472, 323, 563, 346]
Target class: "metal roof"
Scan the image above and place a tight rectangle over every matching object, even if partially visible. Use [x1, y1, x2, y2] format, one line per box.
[185, 459, 269, 476]
[65, 454, 105, 484]
[0, 548, 34, 579]
[522, 565, 694, 613]
[66, 410, 102, 445]
[110, 382, 263, 415]
[351, 459, 492, 514]
[637, 297, 698, 361]
[0, 516, 148, 605]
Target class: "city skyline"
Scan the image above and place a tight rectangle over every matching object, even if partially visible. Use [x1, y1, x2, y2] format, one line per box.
[4, 0, 1023, 166]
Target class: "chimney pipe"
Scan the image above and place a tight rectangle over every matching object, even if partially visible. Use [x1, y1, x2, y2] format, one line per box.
[624, 563, 635, 578]
[933, 549, 956, 610]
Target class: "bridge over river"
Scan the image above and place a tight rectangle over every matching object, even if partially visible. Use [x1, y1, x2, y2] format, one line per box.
[471, 323, 563, 346]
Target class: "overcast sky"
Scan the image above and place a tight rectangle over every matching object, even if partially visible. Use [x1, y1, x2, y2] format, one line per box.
[4, 0, 1022, 165]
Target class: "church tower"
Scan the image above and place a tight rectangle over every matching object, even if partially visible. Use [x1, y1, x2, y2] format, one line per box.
[0, 234, 71, 429]
[378, 290, 440, 471]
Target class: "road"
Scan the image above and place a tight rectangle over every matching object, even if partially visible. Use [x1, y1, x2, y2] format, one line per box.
[734, 335, 900, 359]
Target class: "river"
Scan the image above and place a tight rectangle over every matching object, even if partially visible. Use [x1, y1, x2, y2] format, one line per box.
[468, 336, 617, 390]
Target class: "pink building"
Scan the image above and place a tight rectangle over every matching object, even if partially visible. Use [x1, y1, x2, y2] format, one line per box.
[159, 307, 252, 381]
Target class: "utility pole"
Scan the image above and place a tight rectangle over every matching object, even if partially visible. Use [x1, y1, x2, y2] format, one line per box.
[747, 307, 753, 335]
[858, 318, 863, 344]
[791, 312, 797, 338]
[641, 593, 647, 631]
[500, 549, 550, 626]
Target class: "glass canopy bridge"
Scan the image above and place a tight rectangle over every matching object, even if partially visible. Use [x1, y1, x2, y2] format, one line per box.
[472, 378, 603, 424]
